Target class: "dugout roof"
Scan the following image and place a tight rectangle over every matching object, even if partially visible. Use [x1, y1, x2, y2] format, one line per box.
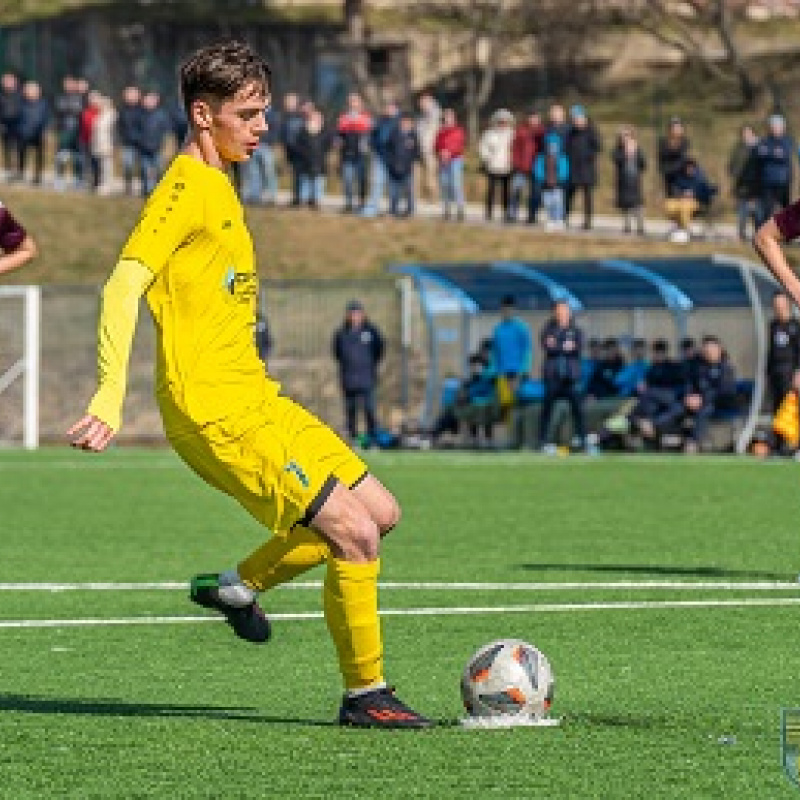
[391, 255, 780, 453]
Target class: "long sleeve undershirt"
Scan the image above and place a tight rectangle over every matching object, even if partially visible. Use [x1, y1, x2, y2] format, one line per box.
[86, 258, 154, 432]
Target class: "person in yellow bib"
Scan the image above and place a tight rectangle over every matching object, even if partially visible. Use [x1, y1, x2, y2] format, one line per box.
[67, 40, 431, 729]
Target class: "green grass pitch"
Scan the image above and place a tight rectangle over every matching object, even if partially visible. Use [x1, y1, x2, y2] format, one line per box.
[1, 448, 800, 798]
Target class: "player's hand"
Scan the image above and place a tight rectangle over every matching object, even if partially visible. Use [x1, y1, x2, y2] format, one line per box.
[67, 415, 116, 452]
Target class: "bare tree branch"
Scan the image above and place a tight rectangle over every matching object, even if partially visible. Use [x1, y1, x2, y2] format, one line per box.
[624, 0, 759, 107]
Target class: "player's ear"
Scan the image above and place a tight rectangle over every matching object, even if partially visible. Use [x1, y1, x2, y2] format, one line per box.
[190, 98, 213, 131]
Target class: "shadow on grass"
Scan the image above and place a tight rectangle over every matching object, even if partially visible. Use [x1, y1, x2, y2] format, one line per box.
[0, 694, 336, 727]
[518, 563, 792, 580]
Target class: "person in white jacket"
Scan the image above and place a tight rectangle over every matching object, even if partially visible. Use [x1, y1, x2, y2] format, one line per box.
[478, 108, 514, 221]
[91, 94, 117, 195]
[416, 92, 441, 202]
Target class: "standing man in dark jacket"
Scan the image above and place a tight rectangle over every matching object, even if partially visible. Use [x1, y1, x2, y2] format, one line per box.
[756, 114, 794, 223]
[17, 81, 49, 184]
[295, 108, 332, 208]
[386, 112, 421, 217]
[657, 116, 690, 198]
[728, 124, 761, 241]
[363, 100, 399, 217]
[333, 300, 385, 445]
[137, 91, 169, 196]
[0, 72, 21, 179]
[612, 127, 647, 235]
[281, 93, 305, 206]
[54, 75, 85, 190]
[538, 300, 585, 449]
[565, 105, 601, 230]
[767, 290, 800, 411]
[117, 86, 142, 196]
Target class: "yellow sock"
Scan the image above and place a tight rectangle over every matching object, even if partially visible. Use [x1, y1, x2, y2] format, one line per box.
[323, 557, 384, 691]
[238, 526, 329, 592]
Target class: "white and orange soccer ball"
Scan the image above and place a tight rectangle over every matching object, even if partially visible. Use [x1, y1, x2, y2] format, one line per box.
[460, 639, 555, 724]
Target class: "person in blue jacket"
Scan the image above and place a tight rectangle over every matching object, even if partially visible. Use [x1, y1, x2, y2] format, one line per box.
[534, 131, 569, 227]
[614, 338, 650, 397]
[492, 295, 532, 412]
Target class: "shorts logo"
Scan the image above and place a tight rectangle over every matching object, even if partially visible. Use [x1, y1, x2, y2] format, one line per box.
[284, 460, 309, 488]
[782, 709, 800, 788]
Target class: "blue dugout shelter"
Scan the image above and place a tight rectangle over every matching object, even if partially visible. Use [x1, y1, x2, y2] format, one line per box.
[392, 255, 780, 453]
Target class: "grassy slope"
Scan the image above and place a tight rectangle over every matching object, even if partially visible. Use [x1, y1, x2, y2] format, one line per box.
[0, 182, 756, 286]
[0, 450, 799, 797]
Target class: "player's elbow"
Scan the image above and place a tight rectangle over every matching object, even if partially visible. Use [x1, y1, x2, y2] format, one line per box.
[754, 221, 778, 257]
[21, 235, 38, 262]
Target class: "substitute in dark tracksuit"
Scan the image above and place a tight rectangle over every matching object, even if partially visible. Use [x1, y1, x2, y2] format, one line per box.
[538, 300, 585, 448]
[332, 300, 385, 444]
[767, 290, 800, 411]
[651, 336, 736, 452]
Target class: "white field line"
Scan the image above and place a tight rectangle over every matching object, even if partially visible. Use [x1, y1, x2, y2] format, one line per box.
[0, 580, 797, 592]
[4, 597, 800, 629]
[0, 454, 790, 470]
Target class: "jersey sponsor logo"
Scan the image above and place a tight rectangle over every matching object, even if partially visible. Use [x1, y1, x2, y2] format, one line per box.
[284, 460, 309, 488]
[222, 267, 258, 304]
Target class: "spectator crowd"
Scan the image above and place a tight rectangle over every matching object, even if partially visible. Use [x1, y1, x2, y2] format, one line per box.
[1, 70, 798, 242]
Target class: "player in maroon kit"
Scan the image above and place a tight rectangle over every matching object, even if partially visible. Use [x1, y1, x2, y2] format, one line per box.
[0, 201, 36, 275]
[755, 200, 800, 304]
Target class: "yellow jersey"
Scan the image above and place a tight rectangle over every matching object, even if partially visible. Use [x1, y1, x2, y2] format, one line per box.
[120, 154, 278, 431]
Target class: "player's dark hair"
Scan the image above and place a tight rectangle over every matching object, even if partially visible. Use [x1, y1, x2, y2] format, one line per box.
[501, 294, 516, 308]
[180, 40, 271, 116]
[680, 337, 695, 351]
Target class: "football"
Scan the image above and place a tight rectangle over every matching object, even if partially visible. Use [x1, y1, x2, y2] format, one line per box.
[461, 639, 554, 720]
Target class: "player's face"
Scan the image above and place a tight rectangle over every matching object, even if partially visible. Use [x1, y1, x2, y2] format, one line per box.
[210, 84, 269, 163]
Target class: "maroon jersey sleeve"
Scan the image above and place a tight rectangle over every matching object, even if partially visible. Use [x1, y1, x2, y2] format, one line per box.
[775, 199, 800, 242]
[0, 205, 26, 252]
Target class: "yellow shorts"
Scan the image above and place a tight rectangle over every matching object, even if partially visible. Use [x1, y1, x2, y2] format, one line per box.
[166, 395, 367, 537]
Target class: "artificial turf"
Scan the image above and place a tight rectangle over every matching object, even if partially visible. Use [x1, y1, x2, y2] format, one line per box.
[1, 448, 799, 798]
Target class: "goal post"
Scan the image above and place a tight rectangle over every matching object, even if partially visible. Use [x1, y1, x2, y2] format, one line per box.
[0, 285, 40, 449]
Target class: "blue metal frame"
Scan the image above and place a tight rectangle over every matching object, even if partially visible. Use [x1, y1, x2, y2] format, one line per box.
[491, 261, 584, 311]
[598, 259, 694, 313]
[390, 265, 480, 425]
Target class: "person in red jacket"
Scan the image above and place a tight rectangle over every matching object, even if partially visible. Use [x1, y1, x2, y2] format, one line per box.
[509, 110, 544, 224]
[78, 91, 101, 191]
[433, 107, 466, 221]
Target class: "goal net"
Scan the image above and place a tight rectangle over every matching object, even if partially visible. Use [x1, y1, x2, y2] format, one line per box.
[0, 286, 39, 449]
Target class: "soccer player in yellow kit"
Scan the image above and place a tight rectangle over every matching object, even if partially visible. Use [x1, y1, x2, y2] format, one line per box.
[67, 41, 431, 729]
